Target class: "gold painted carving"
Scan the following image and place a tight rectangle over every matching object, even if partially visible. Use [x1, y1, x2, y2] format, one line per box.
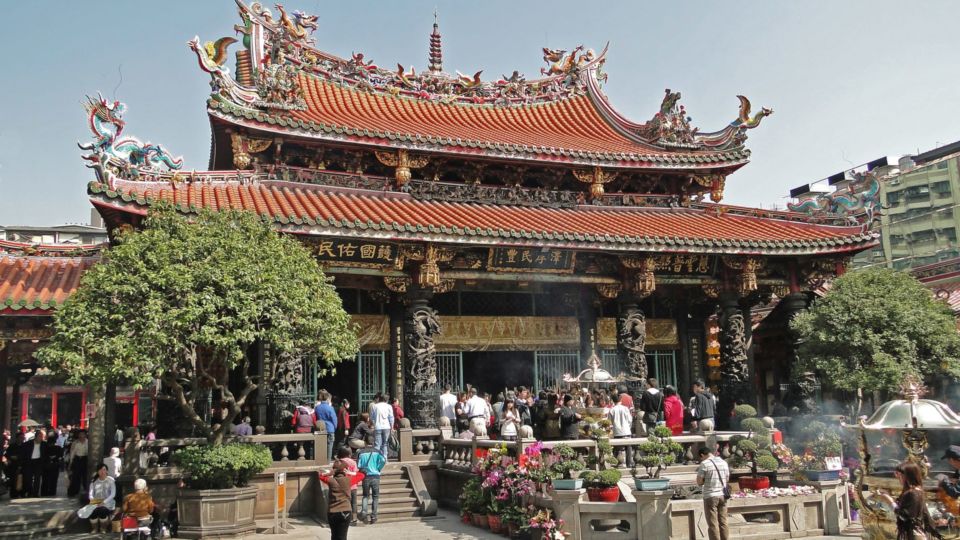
[434, 316, 580, 351]
[695, 174, 727, 202]
[230, 132, 273, 169]
[597, 318, 678, 347]
[375, 149, 429, 187]
[702, 284, 720, 299]
[722, 256, 763, 296]
[596, 283, 622, 299]
[352, 314, 391, 349]
[572, 166, 619, 200]
[620, 256, 656, 298]
[770, 284, 790, 298]
[384, 276, 412, 293]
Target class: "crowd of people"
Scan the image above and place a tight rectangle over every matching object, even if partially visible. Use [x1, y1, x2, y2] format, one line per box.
[0, 426, 94, 499]
[436, 378, 719, 443]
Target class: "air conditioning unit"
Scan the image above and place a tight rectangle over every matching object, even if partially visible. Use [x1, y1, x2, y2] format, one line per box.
[888, 178, 901, 186]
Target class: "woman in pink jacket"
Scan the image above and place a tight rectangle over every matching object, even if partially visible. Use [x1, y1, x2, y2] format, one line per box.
[663, 386, 684, 435]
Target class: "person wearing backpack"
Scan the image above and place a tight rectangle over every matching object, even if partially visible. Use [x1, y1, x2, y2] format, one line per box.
[639, 378, 665, 431]
[356, 447, 386, 525]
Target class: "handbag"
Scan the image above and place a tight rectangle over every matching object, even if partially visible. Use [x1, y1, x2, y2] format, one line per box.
[711, 459, 731, 500]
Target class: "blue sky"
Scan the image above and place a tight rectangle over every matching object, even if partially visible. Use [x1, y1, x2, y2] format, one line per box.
[1, 1, 958, 225]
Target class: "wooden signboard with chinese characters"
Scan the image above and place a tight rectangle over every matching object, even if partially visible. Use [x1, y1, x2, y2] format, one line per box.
[312, 239, 397, 268]
[487, 248, 575, 274]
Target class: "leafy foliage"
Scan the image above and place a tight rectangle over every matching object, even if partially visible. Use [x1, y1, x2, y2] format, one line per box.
[38, 206, 359, 442]
[733, 404, 758, 419]
[173, 443, 272, 489]
[581, 468, 622, 488]
[549, 443, 585, 480]
[634, 426, 683, 479]
[728, 411, 776, 475]
[791, 267, 960, 394]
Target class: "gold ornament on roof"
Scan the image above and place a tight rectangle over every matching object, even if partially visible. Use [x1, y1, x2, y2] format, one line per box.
[573, 166, 618, 201]
[375, 149, 429, 188]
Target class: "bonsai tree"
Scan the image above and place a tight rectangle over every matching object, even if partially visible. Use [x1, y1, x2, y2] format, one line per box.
[549, 443, 585, 480]
[38, 206, 359, 443]
[579, 417, 622, 488]
[581, 469, 622, 489]
[634, 425, 683, 479]
[728, 418, 779, 477]
[791, 267, 960, 414]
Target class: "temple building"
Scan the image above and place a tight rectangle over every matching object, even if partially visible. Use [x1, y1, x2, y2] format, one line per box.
[4, 2, 878, 432]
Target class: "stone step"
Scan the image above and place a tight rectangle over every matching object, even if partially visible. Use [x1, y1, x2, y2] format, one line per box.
[0, 527, 64, 540]
[376, 496, 419, 511]
[377, 477, 411, 487]
[377, 486, 414, 496]
[0, 519, 47, 533]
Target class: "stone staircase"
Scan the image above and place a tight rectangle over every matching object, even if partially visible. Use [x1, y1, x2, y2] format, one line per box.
[369, 465, 425, 522]
[0, 498, 80, 539]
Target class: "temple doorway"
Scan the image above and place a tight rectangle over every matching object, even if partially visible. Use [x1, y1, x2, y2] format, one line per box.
[462, 351, 534, 396]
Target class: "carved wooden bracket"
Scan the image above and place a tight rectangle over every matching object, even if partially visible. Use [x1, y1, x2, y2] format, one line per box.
[395, 244, 455, 290]
[572, 166, 618, 200]
[375, 149, 429, 188]
[384, 276, 412, 293]
[230, 132, 273, 169]
[620, 256, 656, 298]
[596, 282, 622, 299]
[721, 256, 764, 296]
[693, 174, 727, 203]
[702, 284, 720, 299]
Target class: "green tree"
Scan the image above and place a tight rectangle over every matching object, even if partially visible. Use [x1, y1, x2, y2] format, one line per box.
[38, 206, 358, 443]
[791, 267, 960, 412]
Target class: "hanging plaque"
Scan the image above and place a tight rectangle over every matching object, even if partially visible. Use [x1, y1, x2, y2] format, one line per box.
[487, 248, 575, 274]
[312, 239, 396, 267]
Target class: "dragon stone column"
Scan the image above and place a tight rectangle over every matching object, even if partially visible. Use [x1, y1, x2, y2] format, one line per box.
[780, 292, 819, 414]
[403, 286, 441, 428]
[718, 293, 750, 429]
[617, 296, 647, 393]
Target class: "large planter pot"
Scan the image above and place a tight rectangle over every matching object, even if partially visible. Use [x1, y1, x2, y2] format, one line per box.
[461, 512, 472, 524]
[738, 476, 770, 491]
[471, 513, 486, 528]
[477, 514, 490, 529]
[634, 478, 671, 491]
[586, 486, 620, 502]
[177, 486, 258, 539]
[507, 522, 520, 538]
[488, 514, 505, 534]
[805, 470, 841, 482]
[552, 478, 583, 490]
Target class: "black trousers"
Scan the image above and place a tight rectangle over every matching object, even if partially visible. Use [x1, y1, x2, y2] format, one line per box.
[23, 459, 42, 497]
[328, 511, 351, 540]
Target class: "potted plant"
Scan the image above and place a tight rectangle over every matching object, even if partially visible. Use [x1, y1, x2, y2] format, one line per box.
[524, 506, 565, 540]
[581, 469, 622, 502]
[549, 444, 585, 490]
[459, 476, 483, 525]
[487, 498, 506, 534]
[502, 504, 528, 538]
[579, 417, 621, 502]
[633, 425, 683, 491]
[727, 417, 779, 490]
[173, 443, 272, 538]
[804, 431, 843, 481]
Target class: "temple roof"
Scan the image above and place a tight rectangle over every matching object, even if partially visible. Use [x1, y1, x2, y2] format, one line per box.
[0, 243, 101, 315]
[88, 177, 876, 256]
[192, 2, 770, 171]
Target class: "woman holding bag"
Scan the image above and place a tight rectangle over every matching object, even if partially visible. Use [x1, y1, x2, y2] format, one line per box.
[875, 461, 942, 540]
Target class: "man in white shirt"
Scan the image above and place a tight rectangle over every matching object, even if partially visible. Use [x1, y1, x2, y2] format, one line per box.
[369, 394, 394, 460]
[439, 385, 457, 424]
[608, 393, 634, 467]
[696, 447, 730, 540]
[463, 388, 490, 433]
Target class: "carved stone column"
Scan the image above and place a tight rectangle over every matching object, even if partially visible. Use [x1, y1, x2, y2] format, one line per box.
[617, 297, 647, 383]
[718, 293, 750, 429]
[403, 286, 441, 428]
[780, 292, 819, 414]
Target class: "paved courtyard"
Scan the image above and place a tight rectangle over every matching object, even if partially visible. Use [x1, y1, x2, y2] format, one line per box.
[251, 509, 865, 539]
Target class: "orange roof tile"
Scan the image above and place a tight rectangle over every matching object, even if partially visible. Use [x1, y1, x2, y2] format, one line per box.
[208, 74, 749, 168]
[90, 180, 876, 256]
[0, 255, 98, 314]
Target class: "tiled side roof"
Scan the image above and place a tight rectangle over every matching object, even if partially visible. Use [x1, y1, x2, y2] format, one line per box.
[89, 180, 877, 256]
[0, 255, 98, 314]
[208, 74, 749, 168]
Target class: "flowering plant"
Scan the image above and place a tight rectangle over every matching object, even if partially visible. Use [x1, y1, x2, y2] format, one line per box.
[524, 506, 566, 539]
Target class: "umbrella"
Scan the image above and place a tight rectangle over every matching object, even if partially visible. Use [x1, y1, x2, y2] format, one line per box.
[18, 418, 40, 428]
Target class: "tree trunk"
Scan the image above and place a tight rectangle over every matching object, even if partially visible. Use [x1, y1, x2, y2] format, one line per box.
[856, 387, 863, 418]
[87, 385, 106, 479]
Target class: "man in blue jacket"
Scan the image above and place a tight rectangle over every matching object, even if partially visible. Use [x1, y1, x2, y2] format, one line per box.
[315, 390, 338, 462]
[357, 447, 387, 524]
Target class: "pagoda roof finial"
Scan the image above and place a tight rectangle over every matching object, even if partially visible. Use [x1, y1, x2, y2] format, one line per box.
[428, 9, 443, 73]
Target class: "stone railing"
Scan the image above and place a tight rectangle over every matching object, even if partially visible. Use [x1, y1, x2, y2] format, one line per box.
[530, 479, 851, 540]
[399, 428, 444, 463]
[122, 432, 330, 476]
